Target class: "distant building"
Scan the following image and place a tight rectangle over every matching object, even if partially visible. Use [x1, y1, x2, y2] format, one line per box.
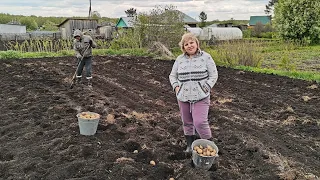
[249, 16, 271, 26]
[57, 18, 98, 39]
[115, 17, 135, 28]
[207, 24, 218, 28]
[116, 10, 199, 28]
[217, 23, 233, 27]
[0, 24, 26, 34]
[175, 10, 199, 27]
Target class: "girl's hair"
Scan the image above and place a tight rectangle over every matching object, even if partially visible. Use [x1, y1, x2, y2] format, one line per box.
[179, 32, 200, 53]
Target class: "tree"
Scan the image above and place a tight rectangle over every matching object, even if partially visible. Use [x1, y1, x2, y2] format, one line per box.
[265, 0, 278, 15]
[20, 17, 38, 31]
[125, 8, 137, 17]
[199, 11, 207, 28]
[274, 0, 320, 44]
[92, 11, 101, 19]
[252, 22, 264, 38]
[42, 20, 58, 31]
[135, 5, 184, 48]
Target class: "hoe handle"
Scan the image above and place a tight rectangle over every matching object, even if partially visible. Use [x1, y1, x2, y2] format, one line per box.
[69, 45, 90, 89]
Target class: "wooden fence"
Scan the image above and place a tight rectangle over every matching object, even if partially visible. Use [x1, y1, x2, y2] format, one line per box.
[0, 32, 62, 41]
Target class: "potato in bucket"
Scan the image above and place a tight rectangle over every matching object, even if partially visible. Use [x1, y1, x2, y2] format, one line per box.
[76, 112, 100, 135]
[191, 139, 219, 170]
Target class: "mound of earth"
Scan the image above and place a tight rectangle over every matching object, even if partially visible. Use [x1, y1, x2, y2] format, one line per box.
[0, 55, 319, 180]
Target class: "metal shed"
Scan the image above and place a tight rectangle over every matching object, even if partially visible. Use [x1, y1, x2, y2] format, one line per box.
[57, 18, 98, 39]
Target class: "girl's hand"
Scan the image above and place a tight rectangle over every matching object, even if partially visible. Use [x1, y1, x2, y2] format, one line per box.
[175, 86, 180, 94]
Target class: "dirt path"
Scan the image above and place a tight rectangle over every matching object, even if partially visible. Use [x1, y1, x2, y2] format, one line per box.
[0, 55, 319, 180]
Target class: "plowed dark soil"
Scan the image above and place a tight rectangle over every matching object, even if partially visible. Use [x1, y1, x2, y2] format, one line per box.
[0, 55, 319, 180]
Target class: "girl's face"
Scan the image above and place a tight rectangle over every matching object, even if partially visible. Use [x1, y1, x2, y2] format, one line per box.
[184, 39, 198, 56]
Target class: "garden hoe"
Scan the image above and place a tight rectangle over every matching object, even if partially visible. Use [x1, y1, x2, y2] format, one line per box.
[69, 45, 90, 89]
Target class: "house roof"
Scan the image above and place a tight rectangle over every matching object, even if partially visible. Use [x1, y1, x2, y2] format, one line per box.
[116, 17, 135, 28]
[174, 10, 198, 24]
[249, 16, 271, 26]
[57, 18, 98, 27]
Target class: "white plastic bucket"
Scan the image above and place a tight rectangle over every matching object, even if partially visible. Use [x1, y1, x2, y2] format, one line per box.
[191, 139, 219, 170]
[76, 112, 100, 136]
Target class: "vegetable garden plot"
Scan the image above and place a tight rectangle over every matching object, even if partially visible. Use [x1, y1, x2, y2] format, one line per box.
[0, 56, 319, 179]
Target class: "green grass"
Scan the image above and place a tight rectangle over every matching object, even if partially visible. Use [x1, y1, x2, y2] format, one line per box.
[1, 43, 320, 83]
[260, 44, 320, 72]
[235, 66, 320, 83]
[0, 48, 152, 60]
[93, 48, 152, 57]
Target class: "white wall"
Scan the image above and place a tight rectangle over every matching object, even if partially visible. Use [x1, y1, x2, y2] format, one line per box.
[185, 27, 203, 37]
[0, 24, 27, 33]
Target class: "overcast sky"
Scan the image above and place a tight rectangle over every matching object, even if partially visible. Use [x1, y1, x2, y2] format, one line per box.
[0, 0, 269, 21]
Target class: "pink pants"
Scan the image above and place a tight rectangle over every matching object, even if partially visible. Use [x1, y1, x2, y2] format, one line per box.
[178, 96, 212, 139]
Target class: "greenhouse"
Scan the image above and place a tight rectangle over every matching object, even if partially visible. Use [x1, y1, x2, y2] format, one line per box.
[198, 27, 243, 41]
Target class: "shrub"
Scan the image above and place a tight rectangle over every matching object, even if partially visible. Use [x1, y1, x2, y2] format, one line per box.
[0, 50, 22, 59]
[278, 53, 296, 71]
[206, 40, 263, 67]
[274, 0, 320, 44]
[109, 30, 140, 50]
[261, 32, 273, 39]
[242, 29, 252, 38]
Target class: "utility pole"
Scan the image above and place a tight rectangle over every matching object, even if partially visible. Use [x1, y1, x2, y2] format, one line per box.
[89, 0, 92, 18]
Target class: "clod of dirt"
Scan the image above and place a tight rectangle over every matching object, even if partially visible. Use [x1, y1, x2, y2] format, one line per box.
[302, 96, 312, 102]
[285, 106, 294, 113]
[116, 157, 135, 163]
[307, 84, 318, 89]
[278, 170, 297, 180]
[236, 71, 245, 75]
[105, 114, 115, 124]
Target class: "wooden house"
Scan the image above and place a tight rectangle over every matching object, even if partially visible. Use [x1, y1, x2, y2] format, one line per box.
[57, 18, 98, 39]
[115, 17, 135, 28]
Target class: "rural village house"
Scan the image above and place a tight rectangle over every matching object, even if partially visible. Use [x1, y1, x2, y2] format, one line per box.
[115, 17, 135, 28]
[57, 18, 98, 39]
[116, 10, 199, 28]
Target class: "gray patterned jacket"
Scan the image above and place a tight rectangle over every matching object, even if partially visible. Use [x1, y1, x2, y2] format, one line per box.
[169, 51, 218, 102]
[73, 30, 97, 58]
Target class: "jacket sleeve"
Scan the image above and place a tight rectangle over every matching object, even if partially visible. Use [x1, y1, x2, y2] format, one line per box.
[169, 60, 179, 91]
[89, 37, 97, 48]
[206, 55, 218, 88]
[73, 40, 81, 57]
